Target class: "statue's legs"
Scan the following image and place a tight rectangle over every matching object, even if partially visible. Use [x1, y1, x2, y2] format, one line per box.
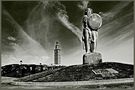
[90, 42, 94, 52]
[83, 29, 90, 53]
[90, 31, 98, 52]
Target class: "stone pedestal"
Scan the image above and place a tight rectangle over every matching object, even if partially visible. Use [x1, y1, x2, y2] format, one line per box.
[83, 52, 102, 65]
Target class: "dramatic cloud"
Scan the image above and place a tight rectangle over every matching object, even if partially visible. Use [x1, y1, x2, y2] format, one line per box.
[102, 2, 131, 23]
[2, 1, 134, 65]
[2, 9, 49, 66]
[57, 10, 82, 41]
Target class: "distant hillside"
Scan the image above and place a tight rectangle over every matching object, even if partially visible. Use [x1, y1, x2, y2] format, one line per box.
[17, 62, 133, 82]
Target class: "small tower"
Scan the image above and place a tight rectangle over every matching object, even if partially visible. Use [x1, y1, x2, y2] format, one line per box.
[54, 41, 61, 65]
[20, 60, 23, 65]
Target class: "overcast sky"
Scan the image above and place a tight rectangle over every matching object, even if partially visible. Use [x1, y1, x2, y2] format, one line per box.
[2, 1, 134, 66]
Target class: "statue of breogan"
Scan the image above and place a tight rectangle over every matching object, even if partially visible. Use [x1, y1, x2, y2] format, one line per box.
[82, 8, 102, 53]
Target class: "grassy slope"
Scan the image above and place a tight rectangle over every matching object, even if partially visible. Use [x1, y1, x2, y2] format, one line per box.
[33, 62, 133, 82]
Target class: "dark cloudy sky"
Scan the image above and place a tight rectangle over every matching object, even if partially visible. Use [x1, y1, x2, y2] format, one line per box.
[1, 1, 134, 66]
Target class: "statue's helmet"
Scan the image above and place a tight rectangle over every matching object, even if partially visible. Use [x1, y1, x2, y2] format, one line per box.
[85, 8, 93, 17]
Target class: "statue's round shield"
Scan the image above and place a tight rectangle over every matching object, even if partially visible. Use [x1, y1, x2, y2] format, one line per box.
[88, 13, 102, 30]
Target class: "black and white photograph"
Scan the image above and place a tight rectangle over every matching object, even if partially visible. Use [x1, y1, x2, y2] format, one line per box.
[1, 0, 134, 89]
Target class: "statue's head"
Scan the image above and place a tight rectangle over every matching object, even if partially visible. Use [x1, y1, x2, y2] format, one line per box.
[85, 8, 93, 17]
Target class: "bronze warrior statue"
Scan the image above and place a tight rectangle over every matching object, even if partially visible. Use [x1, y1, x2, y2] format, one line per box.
[82, 8, 102, 53]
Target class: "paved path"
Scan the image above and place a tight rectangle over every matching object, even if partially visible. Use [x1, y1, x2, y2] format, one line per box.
[12, 78, 133, 87]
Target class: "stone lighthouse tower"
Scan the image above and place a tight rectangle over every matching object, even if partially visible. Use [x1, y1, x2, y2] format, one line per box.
[54, 41, 61, 65]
